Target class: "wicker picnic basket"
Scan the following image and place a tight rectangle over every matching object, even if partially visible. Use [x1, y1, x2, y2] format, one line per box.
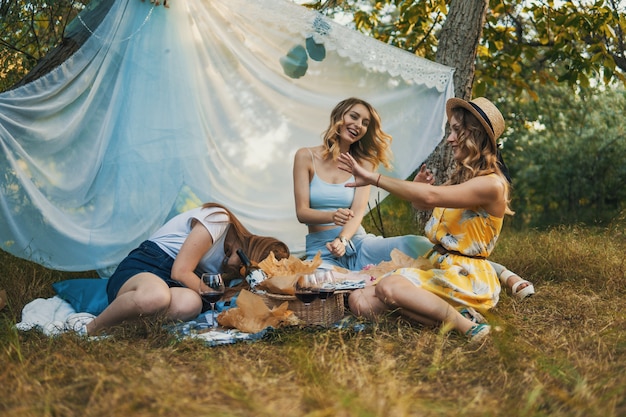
[258, 291, 346, 327]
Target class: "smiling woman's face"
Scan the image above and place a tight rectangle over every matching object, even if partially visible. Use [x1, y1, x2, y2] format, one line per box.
[338, 103, 371, 145]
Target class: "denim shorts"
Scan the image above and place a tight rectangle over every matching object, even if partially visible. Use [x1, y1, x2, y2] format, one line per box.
[106, 240, 182, 303]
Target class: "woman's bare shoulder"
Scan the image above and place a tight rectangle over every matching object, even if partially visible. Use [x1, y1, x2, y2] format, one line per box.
[295, 146, 323, 157]
[465, 174, 505, 194]
[294, 146, 324, 172]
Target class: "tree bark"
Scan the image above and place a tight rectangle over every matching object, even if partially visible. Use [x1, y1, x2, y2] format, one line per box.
[414, 0, 488, 228]
[436, 0, 487, 100]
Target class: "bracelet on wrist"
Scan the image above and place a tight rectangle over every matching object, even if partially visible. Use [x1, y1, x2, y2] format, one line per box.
[376, 173, 381, 187]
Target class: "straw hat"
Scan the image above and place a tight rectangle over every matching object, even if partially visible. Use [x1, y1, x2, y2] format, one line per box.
[446, 97, 504, 149]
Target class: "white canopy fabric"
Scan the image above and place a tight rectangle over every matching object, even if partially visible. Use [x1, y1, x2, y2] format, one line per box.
[0, 0, 454, 274]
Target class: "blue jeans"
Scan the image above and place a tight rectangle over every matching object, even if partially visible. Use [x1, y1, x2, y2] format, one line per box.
[305, 226, 434, 271]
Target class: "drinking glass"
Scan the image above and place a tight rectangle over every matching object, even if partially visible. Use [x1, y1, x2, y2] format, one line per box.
[293, 273, 319, 325]
[314, 268, 336, 326]
[200, 273, 225, 328]
[315, 268, 336, 301]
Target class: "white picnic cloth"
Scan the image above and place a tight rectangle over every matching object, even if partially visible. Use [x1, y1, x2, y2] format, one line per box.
[15, 295, 262, 345]
[16, 296, 76, 336]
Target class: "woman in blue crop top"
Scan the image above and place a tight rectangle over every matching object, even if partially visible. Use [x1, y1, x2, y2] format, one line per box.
[293, 97, 405, 270]
[293, 98, 534, 301]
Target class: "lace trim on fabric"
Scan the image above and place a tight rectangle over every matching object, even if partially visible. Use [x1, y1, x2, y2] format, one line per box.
[226, 0, 454, 92]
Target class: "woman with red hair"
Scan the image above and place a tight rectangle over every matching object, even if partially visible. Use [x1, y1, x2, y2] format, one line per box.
[67, 202, 289, 335]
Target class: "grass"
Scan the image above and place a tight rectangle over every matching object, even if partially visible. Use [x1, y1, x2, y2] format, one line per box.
[1, 225, 626, 416]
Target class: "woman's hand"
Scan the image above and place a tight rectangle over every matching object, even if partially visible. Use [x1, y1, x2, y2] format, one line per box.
[414, 164, 434, 185]
[337, 153, 377, 187]
[333, 208, 354, 226]
[326, 237, 346, 257]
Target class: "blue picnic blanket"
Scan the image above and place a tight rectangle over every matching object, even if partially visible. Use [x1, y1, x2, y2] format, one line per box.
[19, 278, 366, 344]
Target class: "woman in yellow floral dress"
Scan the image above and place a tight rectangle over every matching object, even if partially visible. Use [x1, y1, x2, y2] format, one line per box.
[338, 97, 512, 344]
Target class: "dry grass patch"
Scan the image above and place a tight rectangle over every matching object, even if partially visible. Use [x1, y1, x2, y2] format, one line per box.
[1, 225, 626, 416]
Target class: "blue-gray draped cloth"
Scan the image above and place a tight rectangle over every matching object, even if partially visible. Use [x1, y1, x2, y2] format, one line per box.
[0, 0, 454, 275]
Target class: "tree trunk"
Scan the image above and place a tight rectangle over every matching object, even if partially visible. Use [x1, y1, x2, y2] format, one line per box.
[437, 0, 487, 100]
[414, 0, 488, 228]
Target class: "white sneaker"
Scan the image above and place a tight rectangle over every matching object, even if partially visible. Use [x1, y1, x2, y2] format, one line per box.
[65, 312, 96, 335]
[465, 323, 491, 345]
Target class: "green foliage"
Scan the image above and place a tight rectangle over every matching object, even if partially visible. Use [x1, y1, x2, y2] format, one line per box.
[499, 83, 626, 228]
[0, 0, 88, 91]
[306, 1, 626, 95]
[476, 0, 626, 97]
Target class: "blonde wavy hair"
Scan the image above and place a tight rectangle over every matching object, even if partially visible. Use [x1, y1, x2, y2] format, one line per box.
[446, 108, 514, 215]
[321, 97, 392, 170]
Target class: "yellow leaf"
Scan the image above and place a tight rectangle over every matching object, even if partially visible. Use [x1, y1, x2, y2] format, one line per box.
[577, 72, 590, 88]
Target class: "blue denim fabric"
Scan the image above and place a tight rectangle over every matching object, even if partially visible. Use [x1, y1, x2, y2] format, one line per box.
[106, 240, 180, 303]
[305, 226, 434, 271]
